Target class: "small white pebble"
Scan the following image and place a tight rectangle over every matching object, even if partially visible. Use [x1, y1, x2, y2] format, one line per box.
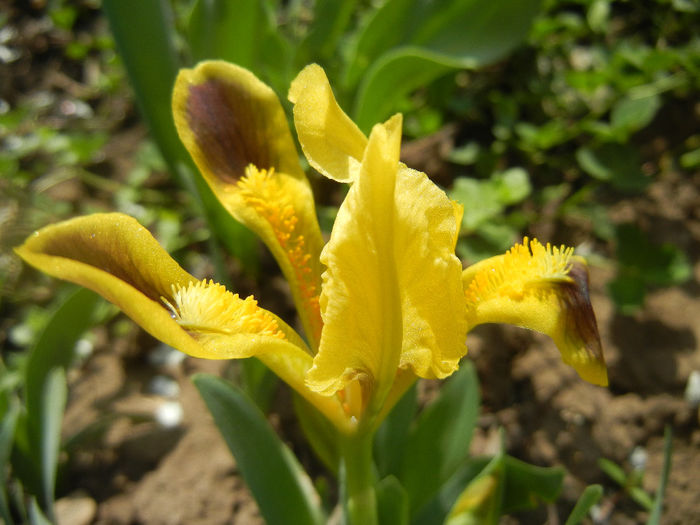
[148, 344, 186, 369]
[155, 401, 183, 428]
[74, 338, 94, 359]
[684, 370, 700, 408]
[629, 446, 647, 472]
[148, 375, 180, 398]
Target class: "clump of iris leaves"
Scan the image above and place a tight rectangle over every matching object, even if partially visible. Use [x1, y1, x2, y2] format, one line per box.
[0, 0, 691, 524]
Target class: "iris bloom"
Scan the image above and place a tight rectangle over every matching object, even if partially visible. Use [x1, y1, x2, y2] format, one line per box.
[15, 62, 606, 437]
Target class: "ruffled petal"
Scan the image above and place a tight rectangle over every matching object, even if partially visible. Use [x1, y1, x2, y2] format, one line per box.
[306, 114, 468, 416]
[306, 115, 404, 407]
[289, 64, 367, 183]
[394, 166, 468, 379]
[462, 238, 607, 386]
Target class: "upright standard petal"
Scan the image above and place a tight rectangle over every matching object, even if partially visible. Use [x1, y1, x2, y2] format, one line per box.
[462, 238, 607, 386]
[15, 213, 350, 430]
[289, 64, 368, 183]
[306, 114, 468, 418]
[393, 167, 468, 379]
[306, 116, 404, 409]
[173, 61, 324, 347]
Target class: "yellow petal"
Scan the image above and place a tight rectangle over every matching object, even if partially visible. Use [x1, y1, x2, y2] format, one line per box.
[307, 114, 468, 416]
[15, 213, 351, 430]
[306, 115, 404, 405]
[234, 165, 324, 346]
[173, 61, 324, 347]
[462, 238, 608, 386]
[394, 166, 468, 380]
[289, 64, 367, 183]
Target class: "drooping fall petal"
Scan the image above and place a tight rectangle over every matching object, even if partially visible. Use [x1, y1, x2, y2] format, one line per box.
[462, 238, 607, 386]
[289, 64, 368, 183]
[173, 61, 324, 347]
[15, 213, 350, 429]
[306, 114, 468, 417]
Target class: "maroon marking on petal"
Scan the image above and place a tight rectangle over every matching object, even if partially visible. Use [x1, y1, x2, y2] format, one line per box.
[561, 262, 605, 364]
[187, 80, 272, 182]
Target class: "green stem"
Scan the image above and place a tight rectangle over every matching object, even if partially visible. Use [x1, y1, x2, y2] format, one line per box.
[340, 432, 378, 525]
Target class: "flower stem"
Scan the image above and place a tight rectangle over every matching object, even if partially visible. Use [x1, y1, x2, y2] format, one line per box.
[340, 432, 377, 525]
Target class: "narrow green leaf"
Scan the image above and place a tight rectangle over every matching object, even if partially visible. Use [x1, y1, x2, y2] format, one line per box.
[400, 361, 479, 513]
[374, 383, 417, 478]
[28, 498, 52, 525]
[647, 425, 673, 525]
[193, 373, 323, 525]
[25, 288, 100, 423]
[376, 476, 410, 525]
[293, 393, 340, 474]
[38, 369, 67, 521]
[188, 0, 261, 67]
[240, 358, 279, 413]
[564, 484, 603, 525]
[298, 0, 358, 65]
[0, 401, 19, 525]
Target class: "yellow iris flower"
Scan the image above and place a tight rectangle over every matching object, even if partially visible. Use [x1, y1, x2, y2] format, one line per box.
[15, 61, 606, 435]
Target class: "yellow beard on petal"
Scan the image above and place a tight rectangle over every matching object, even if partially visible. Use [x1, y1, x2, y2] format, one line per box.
[464, 237, 574, 311]
[237, 165, 322, 341]
[162, 279, 284, 339]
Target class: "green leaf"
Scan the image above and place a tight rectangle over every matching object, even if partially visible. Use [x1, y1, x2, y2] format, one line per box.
[500, 456, 564, 513]
[598, 457, 628, 485]
[239, 358, 278, 413]
[647, 426, 673, 525]
[350, 0, 542, 130]
[374, 383, 417, 478]
[399, 361, 479, 513]
[37, 369, 67, 521]
[298, 0, 358, 65]
[492, 168, 532, 205]
[293, 393, 340, 474]
[564, 484, 603, 525]
[28, 498, 52, 525]
[376, 476, 410, 525]
[188, 0, 261, 67]
[192, 374, 323, 525]
[576, 144, 648, 192]
[610, 94, 661, 137]
[449, 169, 530, 234]
[411, 457, 490, 525]
[615, 224, 692, 287]
[450, 178, 503, 233]
[25, 288, 100, 424]
[445, 454, 504, 525]
[0, 401, 18, 525]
